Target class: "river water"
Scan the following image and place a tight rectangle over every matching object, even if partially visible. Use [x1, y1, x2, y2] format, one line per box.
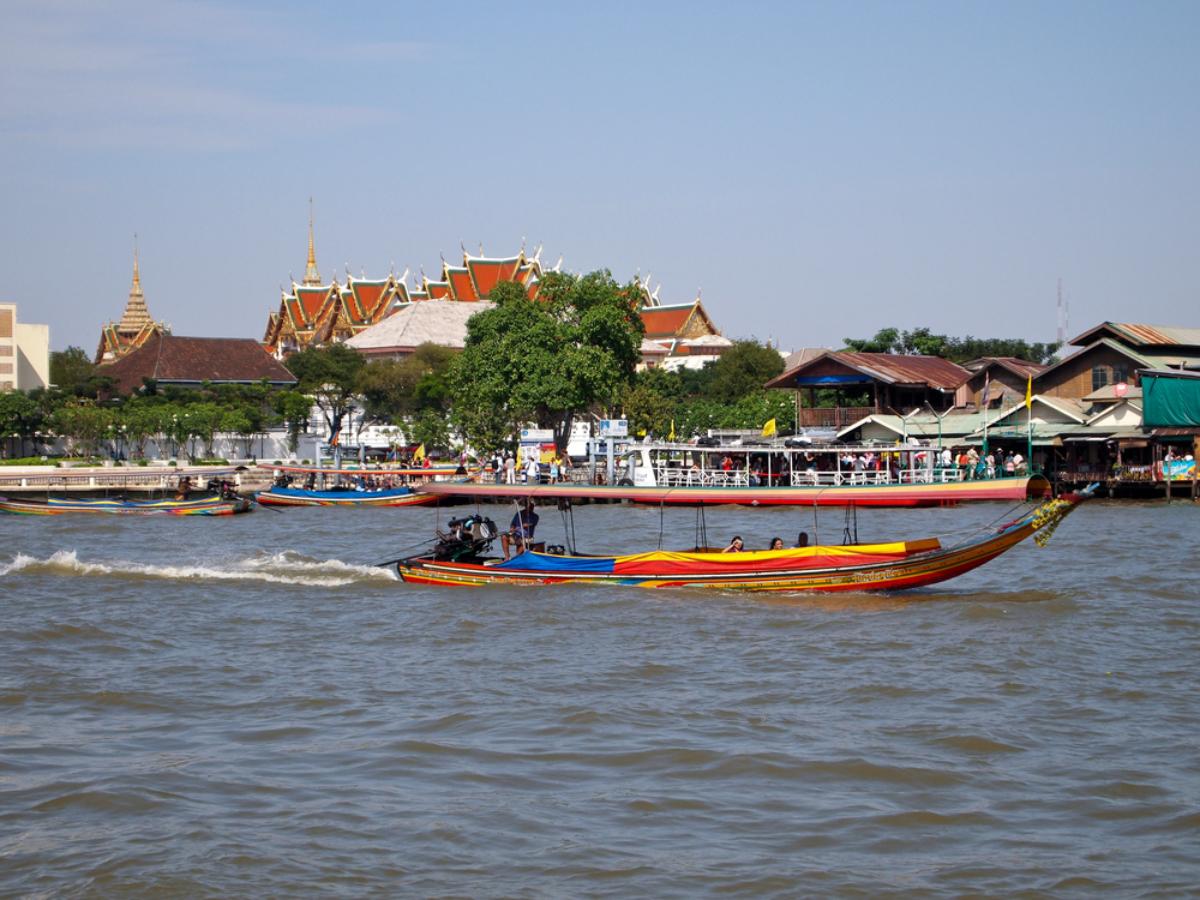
[1, 499, 1197, 897]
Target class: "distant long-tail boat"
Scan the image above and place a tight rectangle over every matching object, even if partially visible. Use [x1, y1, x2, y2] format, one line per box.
[0, 495, 252, 516]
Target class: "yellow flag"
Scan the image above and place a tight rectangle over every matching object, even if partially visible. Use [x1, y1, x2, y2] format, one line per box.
[669, 420, 676, 441]
[761, 418, 777, 438]
[1025, 376, 1032, 410]
[412, 443, 426, 463]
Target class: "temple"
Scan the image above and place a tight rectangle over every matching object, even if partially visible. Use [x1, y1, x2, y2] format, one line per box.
[637, 290, 731, 370]
[96, 242, 168, 363]
[261, 221, 729, 366]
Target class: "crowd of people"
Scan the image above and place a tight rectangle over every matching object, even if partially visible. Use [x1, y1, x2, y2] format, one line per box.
[489, 450, 570, 485]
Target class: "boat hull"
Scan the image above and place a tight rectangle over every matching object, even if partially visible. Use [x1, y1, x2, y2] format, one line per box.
[397, 493, 1087, 592]
[255, 486, 435, 507]
[417, 476, 1051, 508]
[0, 495, 252, 516]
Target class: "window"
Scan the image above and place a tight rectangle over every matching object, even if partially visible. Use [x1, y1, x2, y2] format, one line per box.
[1091, 365, 1109, 391]
[1112, 364, 1128, 385]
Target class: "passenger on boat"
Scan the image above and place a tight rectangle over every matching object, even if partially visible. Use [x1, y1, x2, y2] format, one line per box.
[795, 532, 810, 548]
[769, 537, 784, 550]
[175, 476, 192, 500]
[501, 501, 539, 559]
[721, 535, 744, 553]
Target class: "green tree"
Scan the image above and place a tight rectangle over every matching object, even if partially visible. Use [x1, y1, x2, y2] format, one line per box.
[705, 340, 786, 403]
[181, 402, 224, 460]
[622, 381, 676, 439]
[49, 404, 113, 458]
[358, 342, 456, 421]
[449, 271, 644, 453]
[843, 327, 902, 354]
[0, 391, 41, 458]
[49, 347, 97, 393]
[119, 401, 165, 459]
[844, 327, 1060, 364]
[272, 390, 313, 453]
[408, 408, 452, 453]
[285, 344, 366, 440]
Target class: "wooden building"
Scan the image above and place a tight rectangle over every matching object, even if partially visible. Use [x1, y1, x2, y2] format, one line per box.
[765, 351, 972, 429]
[1035, 323, 1200, 401]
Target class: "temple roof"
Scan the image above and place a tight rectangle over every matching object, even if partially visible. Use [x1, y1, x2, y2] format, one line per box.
[97, 334, 297, 395]
[345, 300, 494, 353]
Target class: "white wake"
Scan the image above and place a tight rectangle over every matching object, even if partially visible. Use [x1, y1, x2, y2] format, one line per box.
[0, 549, 398, 587]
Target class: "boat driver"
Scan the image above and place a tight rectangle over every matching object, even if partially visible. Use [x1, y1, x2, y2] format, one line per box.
[501, 501, 539, 559]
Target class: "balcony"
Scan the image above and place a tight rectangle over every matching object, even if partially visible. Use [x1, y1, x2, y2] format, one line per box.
[798, 406, 879, 429]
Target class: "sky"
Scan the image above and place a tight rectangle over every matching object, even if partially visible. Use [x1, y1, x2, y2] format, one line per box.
[2, 0, 1197, 354]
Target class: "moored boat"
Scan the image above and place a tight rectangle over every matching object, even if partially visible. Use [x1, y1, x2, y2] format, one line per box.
[254, 463, 453, 507]
[255, 485, 435, 508]
[0, 494, 252, 516]
[394, 488, 1093, 591]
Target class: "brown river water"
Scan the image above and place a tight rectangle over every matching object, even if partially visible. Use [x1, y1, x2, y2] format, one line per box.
[1, 499, 1197, 897]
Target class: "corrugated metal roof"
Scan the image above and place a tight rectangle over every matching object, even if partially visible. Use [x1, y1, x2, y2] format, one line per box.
[835, 352, 972, 389]
[973, 357, 1047, 378]
[767, 350, 971, 390]
[1070, 322, 1200, 348]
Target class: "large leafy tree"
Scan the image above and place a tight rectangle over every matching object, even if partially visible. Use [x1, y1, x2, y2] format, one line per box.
[358, 342, 455, 422]
[285, 343, 366, 440]
[704, 340, 786, 404]
[449, 271, 644, 453]
[50, 347, 96, 392]
[0, 391, 42, 458]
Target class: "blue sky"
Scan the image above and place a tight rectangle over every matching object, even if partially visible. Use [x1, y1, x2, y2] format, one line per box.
[3, 0, 1197, 353]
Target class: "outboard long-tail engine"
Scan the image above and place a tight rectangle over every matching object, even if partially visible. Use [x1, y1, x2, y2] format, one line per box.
[433, 515, 498, 561]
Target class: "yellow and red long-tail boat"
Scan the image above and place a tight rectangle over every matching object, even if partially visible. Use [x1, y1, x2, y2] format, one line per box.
[0, 495, 252, 516]
[394, 488, 1092, 592]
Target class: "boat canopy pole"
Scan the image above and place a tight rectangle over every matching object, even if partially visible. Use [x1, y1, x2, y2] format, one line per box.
[557, 498, 577, 555]
[842, 502, 859, 546]
[658, 500, 665, 550]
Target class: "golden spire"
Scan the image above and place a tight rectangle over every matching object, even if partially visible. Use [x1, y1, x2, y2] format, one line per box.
[116, 234, 154, 336]
[303, 197, 322, 286]
[131, 233, 141, 292]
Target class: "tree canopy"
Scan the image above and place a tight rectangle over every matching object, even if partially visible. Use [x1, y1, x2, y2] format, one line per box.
[284, 343, 366, 439]
[843, 327, 1060, 364]
[449, 271, 644, 452]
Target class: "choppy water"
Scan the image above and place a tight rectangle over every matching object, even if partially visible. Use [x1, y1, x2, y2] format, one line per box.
[1, 499, 1198, 897]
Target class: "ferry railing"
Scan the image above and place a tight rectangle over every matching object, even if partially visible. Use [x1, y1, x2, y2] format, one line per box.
[652, 466, 978, 488]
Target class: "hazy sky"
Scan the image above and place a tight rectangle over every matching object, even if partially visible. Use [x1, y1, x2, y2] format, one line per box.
[3, 0, 1197, 354]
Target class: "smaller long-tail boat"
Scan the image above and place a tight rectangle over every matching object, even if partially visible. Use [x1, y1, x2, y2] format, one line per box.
[0, 494, 252, 516]
[394, 489, 1093, 592]
[255, 485, 435, 508]
[254, 463, 449, 508]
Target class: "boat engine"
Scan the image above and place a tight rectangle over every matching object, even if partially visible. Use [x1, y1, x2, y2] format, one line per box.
[433, 515, 498, 561]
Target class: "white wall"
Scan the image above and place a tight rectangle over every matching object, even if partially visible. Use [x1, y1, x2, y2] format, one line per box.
[16, 322, 49, 390]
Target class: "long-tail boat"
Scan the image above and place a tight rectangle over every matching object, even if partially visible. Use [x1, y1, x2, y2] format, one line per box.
[0, 494, 252, 516]
[393, 488, 1092, 591]
[254, 464, 451, 508]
